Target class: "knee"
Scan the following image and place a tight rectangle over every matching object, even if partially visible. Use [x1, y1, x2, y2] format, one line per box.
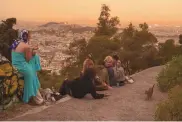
[24, 68, 34, 78]
[59, 80, 71, 95]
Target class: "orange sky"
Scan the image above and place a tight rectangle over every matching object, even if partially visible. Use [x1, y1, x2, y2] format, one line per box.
[1, 0, 182, 26]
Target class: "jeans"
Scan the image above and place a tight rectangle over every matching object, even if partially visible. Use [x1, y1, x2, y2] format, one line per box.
[107, 67, 115, 86]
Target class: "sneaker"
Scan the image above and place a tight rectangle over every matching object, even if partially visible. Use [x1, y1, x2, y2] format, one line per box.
[119, 81, 125, 86]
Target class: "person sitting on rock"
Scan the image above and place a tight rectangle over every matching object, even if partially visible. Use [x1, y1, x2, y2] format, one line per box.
[11, 29, 44, 105]
[113, 60, 126, 86]
[59, 68, 108, 99]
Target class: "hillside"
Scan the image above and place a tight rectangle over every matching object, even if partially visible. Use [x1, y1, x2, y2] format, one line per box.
[38, 22, 95, 33]
[2, 66, 167, 121]
[39, 22, 67, 27]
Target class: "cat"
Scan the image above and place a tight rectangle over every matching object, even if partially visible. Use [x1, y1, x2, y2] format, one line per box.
[145, 84, 155, 100]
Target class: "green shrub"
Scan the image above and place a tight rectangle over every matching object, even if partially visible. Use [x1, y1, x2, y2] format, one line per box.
[38, 70, 64, 91]
[61, 64, 82, 79]
[157, 56, 182, 92]
[155, 85, 182, 121]
[86, 36, 121, 64]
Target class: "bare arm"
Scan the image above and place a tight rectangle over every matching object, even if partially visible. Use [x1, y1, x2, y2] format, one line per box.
[30, 44, 39, 50]
[30, 44, 38, 56]
[24, 45, 33, 62]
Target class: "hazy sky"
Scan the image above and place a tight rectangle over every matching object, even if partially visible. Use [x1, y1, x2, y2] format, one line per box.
[1, 0, 182, 26]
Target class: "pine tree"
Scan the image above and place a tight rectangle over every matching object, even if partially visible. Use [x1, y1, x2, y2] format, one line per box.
[95, 4, 120, 36]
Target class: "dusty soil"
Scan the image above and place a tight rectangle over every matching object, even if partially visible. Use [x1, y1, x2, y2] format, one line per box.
[2, 66, 167, 121]
[0, 103, 35, 120]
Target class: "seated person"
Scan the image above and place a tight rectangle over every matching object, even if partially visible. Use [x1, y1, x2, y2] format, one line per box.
[104, 56, 113, 68]
[59, 68, 107, 99]
[113, 60, 126, 86]
[81, 56, 94, 76]
[104, 56, 115, 86]
[112, 54, 120, 67]
[95, 62, 112, 91]
[11, 29, 44, 105]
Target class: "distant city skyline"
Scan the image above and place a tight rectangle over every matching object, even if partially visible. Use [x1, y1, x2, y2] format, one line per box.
[1, 0, 182, 26]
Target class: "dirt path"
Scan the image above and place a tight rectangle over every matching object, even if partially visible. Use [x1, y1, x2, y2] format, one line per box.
[10, 66, 167, 121]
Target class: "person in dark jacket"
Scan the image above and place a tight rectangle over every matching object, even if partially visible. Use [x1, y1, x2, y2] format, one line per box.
[59, 68, 106, 99]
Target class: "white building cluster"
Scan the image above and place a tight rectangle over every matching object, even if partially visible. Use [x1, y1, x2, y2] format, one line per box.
[30, 26, 94, 75]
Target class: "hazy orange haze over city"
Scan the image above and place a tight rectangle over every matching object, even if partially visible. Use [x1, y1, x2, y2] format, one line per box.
[1, 0, 182, 26]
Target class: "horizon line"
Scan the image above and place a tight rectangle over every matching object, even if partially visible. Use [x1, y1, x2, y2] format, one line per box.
[2, 17, 182, 27]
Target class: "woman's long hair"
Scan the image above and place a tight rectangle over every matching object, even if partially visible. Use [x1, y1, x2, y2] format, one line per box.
[82, 68, 96, 80]
[82, 59, 94, 74]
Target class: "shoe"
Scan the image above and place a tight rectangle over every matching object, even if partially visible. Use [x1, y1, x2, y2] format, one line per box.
[119, 81, 125, 86]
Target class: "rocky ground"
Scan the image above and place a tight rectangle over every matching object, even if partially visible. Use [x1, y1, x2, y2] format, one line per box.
[1, 66, 167, 121]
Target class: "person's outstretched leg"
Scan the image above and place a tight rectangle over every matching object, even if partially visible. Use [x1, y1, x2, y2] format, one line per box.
[59, 80, 71, 96]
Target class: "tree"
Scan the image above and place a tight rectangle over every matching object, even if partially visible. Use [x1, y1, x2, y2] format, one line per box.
[95, 4, 120, 36]
[64, 38, 88, 65]
[0, 18, 18, 61]
[108, 16, 120, 34]
[86, 36, 120, 64]
[118, 22, 158, 74]
[158, 39, 178, 64]
[120, 23, 136, 45]
[139, 22, 149, 31]
[179, 34, 182, 44]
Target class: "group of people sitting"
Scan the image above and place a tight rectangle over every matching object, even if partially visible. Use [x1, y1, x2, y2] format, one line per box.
[59, 54, 127, 99]
[10, 29, 128, 105]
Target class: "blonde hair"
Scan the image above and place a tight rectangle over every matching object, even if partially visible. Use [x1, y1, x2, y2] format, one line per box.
[104, 56, 113, 63]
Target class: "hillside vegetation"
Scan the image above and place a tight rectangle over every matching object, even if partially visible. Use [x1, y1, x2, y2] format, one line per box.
[155, 56, 182, 120]
[63, 4, 182, 78]
[155, 85, 182, 120]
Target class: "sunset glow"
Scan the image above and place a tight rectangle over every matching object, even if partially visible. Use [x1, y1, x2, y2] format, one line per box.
[1, 0, 182, 25]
